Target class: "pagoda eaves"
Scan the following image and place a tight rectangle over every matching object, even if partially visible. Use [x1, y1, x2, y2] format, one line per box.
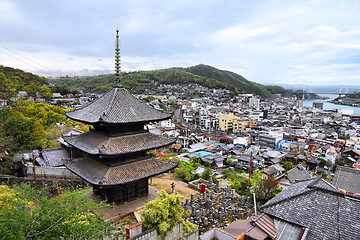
[66, 87, 172, 125]
[63, 131, 176, 156]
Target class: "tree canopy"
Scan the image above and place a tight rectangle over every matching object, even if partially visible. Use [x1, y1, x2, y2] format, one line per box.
[0, 184, 115, 240]
[0, 66, 51, 100]
[251, 172, 282, 204]
[50, 64, 291, 98]
[140, 190, 197, 237]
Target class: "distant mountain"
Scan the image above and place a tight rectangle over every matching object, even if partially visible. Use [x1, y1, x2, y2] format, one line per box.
[265, 83, 360, 94]
[50, 64, 290, 98]
[344, 91, 360, 99]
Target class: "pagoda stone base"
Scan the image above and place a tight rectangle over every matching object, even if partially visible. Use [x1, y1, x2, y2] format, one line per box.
[93, 178, 149, 203]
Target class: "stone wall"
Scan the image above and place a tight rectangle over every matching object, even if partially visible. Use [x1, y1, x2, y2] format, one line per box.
[0, 175, 88, 196]
[130, 221, 199, 240]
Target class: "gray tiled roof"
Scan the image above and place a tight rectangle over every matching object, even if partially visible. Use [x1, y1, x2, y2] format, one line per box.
[63, 131, 176, 156]
[66, 87, 172, 124]
[287, 164, 312, 183]
[261, 178, 360, 239]
[63, 157, 179, 186]
[39, 148, 70, 167]
[332, 166, 360, 194]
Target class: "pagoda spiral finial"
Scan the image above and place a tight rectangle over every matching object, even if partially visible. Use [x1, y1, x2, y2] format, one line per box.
[115, 28, 122, 87]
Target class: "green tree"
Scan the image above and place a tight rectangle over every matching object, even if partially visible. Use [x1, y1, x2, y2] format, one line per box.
[158, 103, 167, 111]
[253, 176, 281, 204]
[282, 161, 293, 171]
[0, 184, 116, 240]
[140, 190, 196, 237]
[201, 167, 212, 180]
[174, 164, 192, 183]
[318, 158, 327, 168]
[0, 72, 17, 100]
[231, 177, 249, 195]
[3, 112, 47, 150]
[37, 85, 52, 100]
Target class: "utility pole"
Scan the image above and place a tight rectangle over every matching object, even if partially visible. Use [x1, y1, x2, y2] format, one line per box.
[247, 152, 252, 197]
[32, 151, 36, 186]
[253, 192, 257, 216]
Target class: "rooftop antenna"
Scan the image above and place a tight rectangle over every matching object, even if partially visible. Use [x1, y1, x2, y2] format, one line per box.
[114, 28, 122, 87]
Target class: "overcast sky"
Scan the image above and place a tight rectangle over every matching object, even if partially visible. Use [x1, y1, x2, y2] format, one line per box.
[1, 0, 360, 85]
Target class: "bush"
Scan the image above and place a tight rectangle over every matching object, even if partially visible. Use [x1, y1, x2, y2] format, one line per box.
[174, 164, 192, 183]
[282, 161, 293, 171]
[201, 167, 212, 180]
[141, 190, 197, 237]
[318, 158, 327, 168]
[0, 184, 115, 239]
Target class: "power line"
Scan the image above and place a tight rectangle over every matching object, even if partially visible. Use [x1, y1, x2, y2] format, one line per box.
[0, 49, 44, 71]
[0, 44, 57, 76]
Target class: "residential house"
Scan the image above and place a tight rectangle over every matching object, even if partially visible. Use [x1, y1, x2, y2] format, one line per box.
[262, 164, 285, 180]
[332, 166, 360, 195]
[200, 154, 227, 168]
[341, 149, 360, 166]
[223, 213, 304, 240]
[260, 177, 360, 240]
[235, 154, 264, 171]
[284, 164, 312, 184]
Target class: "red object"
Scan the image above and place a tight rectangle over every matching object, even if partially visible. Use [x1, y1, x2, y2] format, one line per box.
[126, 227, 130, 240]
[201, 183, 206, 193]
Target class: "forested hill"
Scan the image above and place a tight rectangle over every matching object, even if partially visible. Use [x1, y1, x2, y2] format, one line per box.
[0, 65, 51, 99]
[51, 64, 290, 98]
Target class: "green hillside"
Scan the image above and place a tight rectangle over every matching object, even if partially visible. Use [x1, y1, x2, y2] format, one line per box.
[0, 65, 51, 99]
[51, 64, 290, 98]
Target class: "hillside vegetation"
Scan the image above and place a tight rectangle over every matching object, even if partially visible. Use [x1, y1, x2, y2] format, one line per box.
[0, 66, 90, 174]
[51, 64, 290, 98]
[0, 65, 52, 100]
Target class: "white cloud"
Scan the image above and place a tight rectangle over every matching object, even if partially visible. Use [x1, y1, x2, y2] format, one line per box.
[1, 0, 360, 85]
[211, 25, 275, 44]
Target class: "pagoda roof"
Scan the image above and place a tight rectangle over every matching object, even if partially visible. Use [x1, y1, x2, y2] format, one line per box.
[63, 157, 179, 186]
[63, 131, 175, 156]
[66, 87, 172, 125]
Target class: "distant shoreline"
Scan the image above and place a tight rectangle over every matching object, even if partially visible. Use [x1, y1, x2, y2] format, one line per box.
[327, 100, 360, 108]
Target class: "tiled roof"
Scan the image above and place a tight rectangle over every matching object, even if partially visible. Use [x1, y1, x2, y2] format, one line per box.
[38, 148, 70, 167]
[332, 166, 360, 194]
[262, 177, 337, 208]
[287, 164, 312, 183]
[251, 213, 277, 239]
[66, 87, 172, 124]
[63, 131, 176, 156]
[63, 157, 179, 186]
[261, 178, 360, 240]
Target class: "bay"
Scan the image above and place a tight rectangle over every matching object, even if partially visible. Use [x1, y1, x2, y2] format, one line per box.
[303, 93, 360, 115]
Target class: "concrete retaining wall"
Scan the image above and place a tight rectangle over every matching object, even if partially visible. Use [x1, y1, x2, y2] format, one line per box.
[130, 221, 199, 240]
[27, 166, 80, 179]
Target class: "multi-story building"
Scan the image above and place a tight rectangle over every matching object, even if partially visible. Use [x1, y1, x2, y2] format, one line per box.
[219, 114, 238, 131]
[249, 96, 260, 107]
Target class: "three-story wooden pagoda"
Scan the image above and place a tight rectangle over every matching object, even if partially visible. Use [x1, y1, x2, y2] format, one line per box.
[62, 30, 178, 203]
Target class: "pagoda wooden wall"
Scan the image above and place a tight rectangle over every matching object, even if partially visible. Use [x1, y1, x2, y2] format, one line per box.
[93, 178, 149, 203]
